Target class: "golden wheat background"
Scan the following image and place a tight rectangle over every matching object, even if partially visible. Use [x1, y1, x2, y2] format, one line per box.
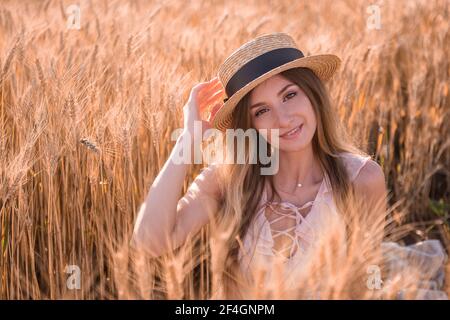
[0, 0, 449, 299]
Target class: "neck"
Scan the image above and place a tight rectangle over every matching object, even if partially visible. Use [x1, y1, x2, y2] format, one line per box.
[273, 143, 324, 193]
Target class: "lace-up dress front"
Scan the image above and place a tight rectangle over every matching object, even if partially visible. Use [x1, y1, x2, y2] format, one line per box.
[237, 152, 372, 292]
[260, 199, 318, 260]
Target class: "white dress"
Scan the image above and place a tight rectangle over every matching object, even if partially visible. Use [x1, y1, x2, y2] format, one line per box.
[236, 152, 448, 299]
[236, 152, 367, 294]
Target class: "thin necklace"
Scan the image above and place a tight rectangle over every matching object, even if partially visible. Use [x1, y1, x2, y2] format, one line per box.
[274, 165, 323, 195]
[274, 181, 303, 195]
[274, 171, 324, 195]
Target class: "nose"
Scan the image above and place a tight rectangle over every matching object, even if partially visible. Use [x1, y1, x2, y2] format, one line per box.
[274, 106, 293, 129]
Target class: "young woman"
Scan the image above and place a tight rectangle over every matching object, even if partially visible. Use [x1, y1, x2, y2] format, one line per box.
[132, 32, 388, 298]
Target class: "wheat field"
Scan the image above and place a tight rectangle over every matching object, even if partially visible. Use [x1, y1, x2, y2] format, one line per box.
[0, 0, 449, 299]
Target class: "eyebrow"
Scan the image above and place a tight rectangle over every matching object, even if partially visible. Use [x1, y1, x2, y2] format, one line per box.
[249, 84, 297, 110]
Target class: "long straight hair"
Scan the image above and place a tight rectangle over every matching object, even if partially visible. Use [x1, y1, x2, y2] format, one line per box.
[212, 67, 369, 298]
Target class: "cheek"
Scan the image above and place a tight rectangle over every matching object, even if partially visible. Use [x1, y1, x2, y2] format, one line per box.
[303, 113, 317, 140]
[302, 101, 317, 127]
[308, 110, 317, 128]
[253, 117, 275, 136]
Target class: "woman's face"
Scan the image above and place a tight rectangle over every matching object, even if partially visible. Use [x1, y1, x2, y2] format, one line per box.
[248, 74, 317, 152]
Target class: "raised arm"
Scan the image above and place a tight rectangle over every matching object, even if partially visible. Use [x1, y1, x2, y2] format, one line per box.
[131, 77, 224, 257]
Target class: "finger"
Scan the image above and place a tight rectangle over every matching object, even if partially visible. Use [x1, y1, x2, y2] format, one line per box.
[198, 79, 223, 96]
[191, 78, 223, 104]
[198, 88, 226, 109]
[200, 88, 225, 102]
[208, 76, 219, 83]
[199, 90, 226, 111]
[198, 87, 224, 105]
[200, 77, 219, 88]
[201, 119, 213, 131]
[190, 82, 211, 97]
[207, 102, 223, 123]
[202, 120, 216, 140]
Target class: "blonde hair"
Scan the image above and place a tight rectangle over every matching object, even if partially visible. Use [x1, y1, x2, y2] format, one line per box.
[211, 67, 370, 298]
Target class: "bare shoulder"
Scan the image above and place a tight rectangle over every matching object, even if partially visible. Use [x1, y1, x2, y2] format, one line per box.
[354, 159, 385, 187]
[353, 159, 387, 205]
[351, 158, 387, 247]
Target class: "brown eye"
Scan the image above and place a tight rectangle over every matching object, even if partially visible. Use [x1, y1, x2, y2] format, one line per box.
[283, 92, 297, 101]
[255, 108, 268, 117]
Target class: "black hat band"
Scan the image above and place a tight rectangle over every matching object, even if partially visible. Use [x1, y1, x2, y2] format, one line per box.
[224, 47, 304, 98]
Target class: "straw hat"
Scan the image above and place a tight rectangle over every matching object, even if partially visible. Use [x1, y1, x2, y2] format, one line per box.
[211, 32, 341, 131]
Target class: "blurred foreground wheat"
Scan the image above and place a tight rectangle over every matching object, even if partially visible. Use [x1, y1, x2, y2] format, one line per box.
[0, 0, 449, 299]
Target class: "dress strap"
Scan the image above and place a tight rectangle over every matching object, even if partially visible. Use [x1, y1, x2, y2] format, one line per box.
[340, 152, 372, 182]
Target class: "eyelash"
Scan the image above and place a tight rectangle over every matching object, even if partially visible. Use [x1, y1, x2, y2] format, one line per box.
[254, 91, 297, 117]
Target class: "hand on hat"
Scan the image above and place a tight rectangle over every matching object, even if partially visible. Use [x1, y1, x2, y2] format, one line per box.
[183, 76, 225, 138]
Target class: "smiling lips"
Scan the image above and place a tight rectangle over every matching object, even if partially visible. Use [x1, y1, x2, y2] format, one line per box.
[280, 124, 304, 139]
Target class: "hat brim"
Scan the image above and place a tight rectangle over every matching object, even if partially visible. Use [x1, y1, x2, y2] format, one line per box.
[212, 54, 341, 132]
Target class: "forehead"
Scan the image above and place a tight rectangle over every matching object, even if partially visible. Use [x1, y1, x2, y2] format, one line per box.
[249, 74, 295, 100]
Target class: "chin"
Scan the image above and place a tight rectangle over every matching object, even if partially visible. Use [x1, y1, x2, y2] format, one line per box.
[278, 140, 310, 152]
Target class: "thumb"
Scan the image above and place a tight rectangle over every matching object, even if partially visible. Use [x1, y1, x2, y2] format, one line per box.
[201, 120, 215, 139]
[207, 102, 223, 123]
